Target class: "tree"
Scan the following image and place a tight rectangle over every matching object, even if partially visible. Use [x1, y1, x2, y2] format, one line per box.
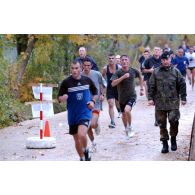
[13, 35, 36, 97]
[15, 34, 28, 55]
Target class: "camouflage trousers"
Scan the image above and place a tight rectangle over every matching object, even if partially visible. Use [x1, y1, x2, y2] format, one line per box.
[155, 110, 180, 141]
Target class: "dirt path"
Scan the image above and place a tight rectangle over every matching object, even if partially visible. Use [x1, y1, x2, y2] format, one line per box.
[0, 84, 194, 161]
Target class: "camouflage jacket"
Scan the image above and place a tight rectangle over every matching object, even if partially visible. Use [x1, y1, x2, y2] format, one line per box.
[148, 65, 187, 110]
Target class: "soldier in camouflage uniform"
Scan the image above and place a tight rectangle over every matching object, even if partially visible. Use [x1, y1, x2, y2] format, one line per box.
[148, 51, 187, 153]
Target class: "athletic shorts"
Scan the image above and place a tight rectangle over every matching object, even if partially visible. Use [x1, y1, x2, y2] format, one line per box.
[69, 119, 90, 135]
[180, 71, 186, 77]
[106, 87, 118, 100]
[119, 99, 136, 113]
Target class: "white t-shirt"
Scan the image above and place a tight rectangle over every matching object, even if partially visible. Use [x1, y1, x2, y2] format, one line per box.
[185, 52, 195, 68]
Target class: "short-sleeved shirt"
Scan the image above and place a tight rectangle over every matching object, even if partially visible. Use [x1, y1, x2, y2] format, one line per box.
[185, 52, 195, 68]
[106, 64, 120, 90]
[172, 56, 189, 74]
[82, 70, 105, 110]
[111, 68, 140, 103]
[58, 75, 97, 125]
[81, 70, 105, 97]
[142, 56, 161, 81]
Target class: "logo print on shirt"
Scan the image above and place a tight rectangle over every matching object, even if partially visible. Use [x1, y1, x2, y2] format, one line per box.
[77, 82, 81, 86]
[76, 93, 83, 100]
[84, 121, 89, 127]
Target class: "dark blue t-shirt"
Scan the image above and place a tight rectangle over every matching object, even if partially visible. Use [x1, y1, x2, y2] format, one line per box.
[172, 56, 189, 75]
[58, 75, 97, 125]
[142, 56, 161, 81]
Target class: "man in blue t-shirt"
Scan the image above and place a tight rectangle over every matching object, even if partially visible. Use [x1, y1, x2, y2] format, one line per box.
[58, 61, 98, 161]
[172, 48, 189, 77]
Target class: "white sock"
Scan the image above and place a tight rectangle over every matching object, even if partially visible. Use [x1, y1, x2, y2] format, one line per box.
[126, 123, 131, 128]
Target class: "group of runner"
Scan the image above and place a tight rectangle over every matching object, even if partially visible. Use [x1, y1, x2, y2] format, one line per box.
[140, 43, 195, 94]
[58, 43, 193, 160]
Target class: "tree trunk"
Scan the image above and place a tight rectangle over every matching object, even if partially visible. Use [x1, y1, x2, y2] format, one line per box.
[15, 34, 29, 56]
[14, 35, 36, 97]
[110, 35, 119, 53]
[143, 34, 151, 47]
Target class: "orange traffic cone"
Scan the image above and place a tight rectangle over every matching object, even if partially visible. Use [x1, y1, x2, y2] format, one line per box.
[44, 120, 51, 137]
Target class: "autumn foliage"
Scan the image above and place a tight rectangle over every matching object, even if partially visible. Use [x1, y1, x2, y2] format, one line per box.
[1, 34, 195, 128]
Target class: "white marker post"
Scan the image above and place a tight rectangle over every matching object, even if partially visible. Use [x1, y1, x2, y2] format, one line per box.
[40, 83, 43, 139]
[26, 83, 57, 149]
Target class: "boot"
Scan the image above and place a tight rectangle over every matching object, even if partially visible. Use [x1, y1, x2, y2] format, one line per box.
[161, 140, 169, 153]
[171, 136, 177, 151]
[154, 121, 159, 126]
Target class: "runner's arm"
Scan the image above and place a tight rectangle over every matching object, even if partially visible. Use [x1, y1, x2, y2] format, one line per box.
[57, 80, 68, 103]
[137, 71, 144, 95]
[171, 58, 178, 67]
[102, 66, 107, 79]
[58, 94, 68, 103]
[142, 68, 154, 73]
[89, 78, 98, 102]
[111, 72, 128, 87]
[142, 59, 154, 73]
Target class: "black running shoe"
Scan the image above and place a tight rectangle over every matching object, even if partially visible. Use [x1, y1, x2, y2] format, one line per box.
[109, 121, 116, 128]
[84, 149, 91, 161]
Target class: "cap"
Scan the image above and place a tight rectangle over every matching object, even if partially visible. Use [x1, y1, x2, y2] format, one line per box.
[115, 55, 120, 59]
[161, 51, 170, 60]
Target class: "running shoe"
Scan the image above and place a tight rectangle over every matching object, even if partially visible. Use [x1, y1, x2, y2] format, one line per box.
[109, 121, 116, 128]
[90, 142, 97, 153]
[125, 126, 134, 138]
[84, 149, 91, 161]
[189, 79, 192, 85]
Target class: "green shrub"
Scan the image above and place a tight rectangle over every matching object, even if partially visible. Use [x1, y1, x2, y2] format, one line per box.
[0, 89, 28, 128]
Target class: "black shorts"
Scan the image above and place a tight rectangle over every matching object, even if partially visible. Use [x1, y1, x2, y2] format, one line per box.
[106, 87, 118, 100]
[119, 99, 136, 113]
[181, 71, 186, 77]
[188, 67, 195, 71]
[69, 119, 90, 135]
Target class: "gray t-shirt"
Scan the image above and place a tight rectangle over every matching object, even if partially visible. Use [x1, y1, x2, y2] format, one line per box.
[111, 68, 140, 103]
[81, 70, 105, 97]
